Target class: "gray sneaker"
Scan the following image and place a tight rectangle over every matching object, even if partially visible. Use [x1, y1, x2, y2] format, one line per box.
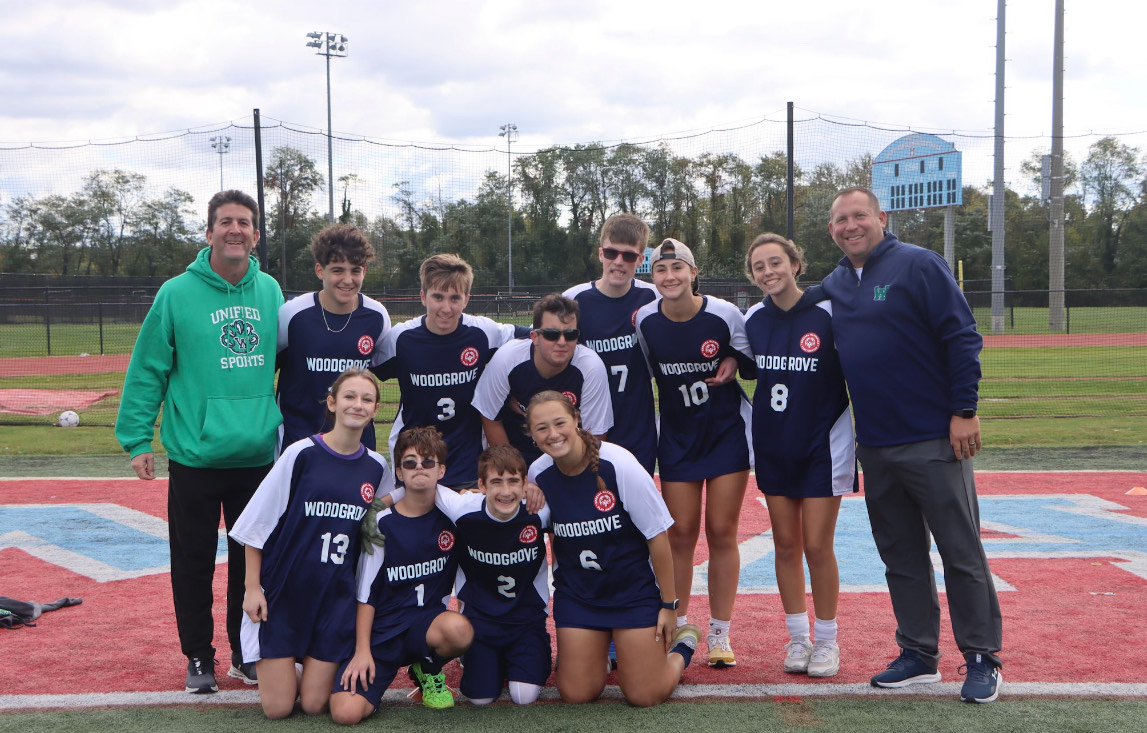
[807, 641, 840, 678]
[783, 638, 812, 673]
[185, 657, 218, 694]
[228, 661, 258, 685]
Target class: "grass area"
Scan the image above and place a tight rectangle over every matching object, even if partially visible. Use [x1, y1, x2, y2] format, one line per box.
[1, 333, 1144, 450]
[981, 415, 1147, 448]
[1, 698, 1145, 733]
[970, 305, 1147, 335]
[0, 322, 142, 357]
[980, 346, 1147, 379]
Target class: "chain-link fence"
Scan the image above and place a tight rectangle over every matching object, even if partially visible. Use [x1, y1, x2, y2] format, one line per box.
[2, 110, 1145, 431]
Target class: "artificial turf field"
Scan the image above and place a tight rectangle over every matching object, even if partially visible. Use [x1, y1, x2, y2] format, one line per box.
[2, 470, 1146, 731]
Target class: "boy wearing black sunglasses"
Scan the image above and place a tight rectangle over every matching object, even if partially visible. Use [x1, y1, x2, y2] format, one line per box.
[474, 294, 613, 465]
[563, 214, 659, 474]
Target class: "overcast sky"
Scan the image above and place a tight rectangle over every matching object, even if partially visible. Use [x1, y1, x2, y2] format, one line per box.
[2, 0, 1144, 180]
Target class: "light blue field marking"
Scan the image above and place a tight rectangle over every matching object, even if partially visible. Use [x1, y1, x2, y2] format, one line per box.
[0, 503, 228, 582]
[698, 494, 1147, 594]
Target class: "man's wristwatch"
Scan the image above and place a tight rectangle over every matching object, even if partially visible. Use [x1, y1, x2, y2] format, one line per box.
[660, 598, 679, 611]
[953, 408, 977, 419]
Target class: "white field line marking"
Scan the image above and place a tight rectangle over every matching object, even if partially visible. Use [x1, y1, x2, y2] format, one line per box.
[4, 682, 1147, 710]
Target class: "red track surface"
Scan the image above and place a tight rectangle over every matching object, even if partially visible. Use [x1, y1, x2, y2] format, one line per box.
[982, 333, 1147, 348]
[0, 354, 132, 376]
[2, 472, 1146, 696]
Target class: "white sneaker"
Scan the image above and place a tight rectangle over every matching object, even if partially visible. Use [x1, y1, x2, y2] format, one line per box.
[783, 638, 813, 674]
[807, 641, 840, 678]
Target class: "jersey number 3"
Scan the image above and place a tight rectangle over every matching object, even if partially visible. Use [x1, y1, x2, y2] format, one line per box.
[437, 397, 456, 421]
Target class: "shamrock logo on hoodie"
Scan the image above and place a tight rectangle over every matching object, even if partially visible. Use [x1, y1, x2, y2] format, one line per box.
[220, 318, 261, 355]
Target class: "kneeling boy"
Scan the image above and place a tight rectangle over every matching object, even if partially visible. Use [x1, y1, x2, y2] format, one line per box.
[330, 427, 472, 724]
[445, 445, 551, 704]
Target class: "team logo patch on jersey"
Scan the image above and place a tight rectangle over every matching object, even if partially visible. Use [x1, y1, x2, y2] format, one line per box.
[594, 489, 617, 513]
[360, 483, 375, 503]
[438, 529, 455, 552]
[519, 525, 539, 544]
[357, 335, 374, 356]
[562, 390, 578, 406]
[799, 332, 821, 354]
[220, 319, 260, 354]
[460, 346, 479, 367]
[700, 339, 720, 359]
[631, 309, 639, 327]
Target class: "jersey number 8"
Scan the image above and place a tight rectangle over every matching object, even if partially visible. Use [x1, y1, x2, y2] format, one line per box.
[770, 383, 789, 412]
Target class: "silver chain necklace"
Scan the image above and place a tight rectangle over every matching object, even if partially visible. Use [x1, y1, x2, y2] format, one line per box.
[319, 295, 354, 333]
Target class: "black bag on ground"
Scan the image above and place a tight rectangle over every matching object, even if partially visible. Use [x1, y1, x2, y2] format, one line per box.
[0, 596, 82, 629]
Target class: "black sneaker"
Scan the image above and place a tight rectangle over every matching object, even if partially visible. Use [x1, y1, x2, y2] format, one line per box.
[186, 657, 218, 694]
[959, 653, 1001, 703]
[228, 661, 258, 685]
[869, 648, 941, 688]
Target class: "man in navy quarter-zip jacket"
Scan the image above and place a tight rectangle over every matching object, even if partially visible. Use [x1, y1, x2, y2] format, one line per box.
[821, 187, 1002, 704]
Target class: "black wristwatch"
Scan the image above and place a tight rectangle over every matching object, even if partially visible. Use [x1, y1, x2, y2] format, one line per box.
[953, 408, 977, 419]
[660, 598, 679, 611]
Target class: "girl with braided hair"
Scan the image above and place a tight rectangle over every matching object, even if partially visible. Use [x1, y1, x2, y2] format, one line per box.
[525, 390, 700, 707]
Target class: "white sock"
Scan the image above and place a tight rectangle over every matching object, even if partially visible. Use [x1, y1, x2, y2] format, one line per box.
[786, 612, 811, 641]
[709, 618, 731, 636]
[509, 681, 542, 705]
[676, 615, 689, 628]
[813, 617, 838, 645]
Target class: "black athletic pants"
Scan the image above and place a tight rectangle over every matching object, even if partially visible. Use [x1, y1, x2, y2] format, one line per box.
[167, 460, 271, 667]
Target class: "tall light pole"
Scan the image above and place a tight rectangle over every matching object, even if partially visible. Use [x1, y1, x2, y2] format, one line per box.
[306, 31, 348, 223]
[210, 135, 230, 191]
[498, 123, 518, 291]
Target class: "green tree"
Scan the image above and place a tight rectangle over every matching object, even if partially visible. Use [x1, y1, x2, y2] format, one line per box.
[1080, 137, 1142, 274]
[128, 187, 199, 277]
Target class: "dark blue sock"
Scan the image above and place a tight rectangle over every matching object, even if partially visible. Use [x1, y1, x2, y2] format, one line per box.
[671, 641, 696, 669]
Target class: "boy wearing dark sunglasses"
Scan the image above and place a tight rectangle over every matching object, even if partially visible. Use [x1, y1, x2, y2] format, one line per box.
[331, 427, 473, 721]
[563, 214, 659, 474]
[474, 294, 613, 465]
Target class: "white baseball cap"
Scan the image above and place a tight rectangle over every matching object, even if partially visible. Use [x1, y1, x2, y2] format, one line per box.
[650, 238, 696, 267]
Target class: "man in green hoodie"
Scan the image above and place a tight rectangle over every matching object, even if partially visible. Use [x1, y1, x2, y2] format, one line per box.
[116, 190, 284, 694]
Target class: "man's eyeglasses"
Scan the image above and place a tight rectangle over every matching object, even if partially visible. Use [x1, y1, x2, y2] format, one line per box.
[602, 247, 642, 263]
[536, 328, 580, 342]
[400, 458, 440, 470]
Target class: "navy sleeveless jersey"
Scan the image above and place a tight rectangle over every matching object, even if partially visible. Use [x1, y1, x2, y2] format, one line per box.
[744, 286, 857, 497]
[356, 502, 459, 645]
[434, 490, 549, 626]
[276, 292, 391, 450]
[230, 436, 392, 660]
[374, 314, 517, 486]
[634, 295, 754, 481]
[563, 280, 659, 473]
[528, 442, 672, 611]
[473, 339, 613, 465]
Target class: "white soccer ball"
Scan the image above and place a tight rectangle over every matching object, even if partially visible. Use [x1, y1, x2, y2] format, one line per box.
[57, 410, 80, 428]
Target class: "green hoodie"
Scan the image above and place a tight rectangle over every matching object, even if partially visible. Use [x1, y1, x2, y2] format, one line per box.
[116, 247, 284, 468]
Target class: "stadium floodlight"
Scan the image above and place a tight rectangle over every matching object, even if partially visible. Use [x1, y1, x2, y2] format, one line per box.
[305, 31, 349, 223]
[498, 123, 518, 291]
[209, 135, 230, 191]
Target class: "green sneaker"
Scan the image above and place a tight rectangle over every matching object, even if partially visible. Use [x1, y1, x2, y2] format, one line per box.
[410, 662, 454, 709]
